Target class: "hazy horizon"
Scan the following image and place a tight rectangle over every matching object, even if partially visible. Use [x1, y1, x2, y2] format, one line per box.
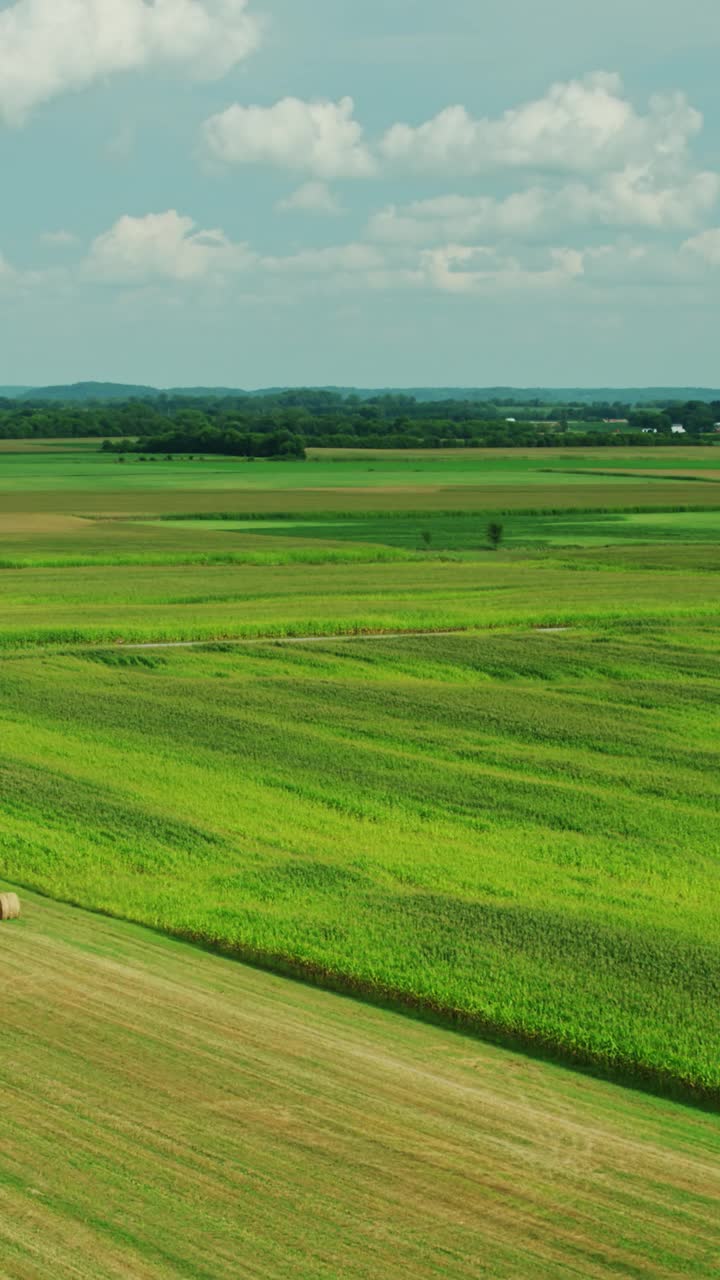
[5, 379, 720, 404]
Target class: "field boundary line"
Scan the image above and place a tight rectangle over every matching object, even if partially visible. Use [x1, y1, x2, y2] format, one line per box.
[3, 875, 718, 1112]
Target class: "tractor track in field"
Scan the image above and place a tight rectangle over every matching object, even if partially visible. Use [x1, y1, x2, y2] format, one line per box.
[124, 627, 473, 650]
[122, 625, 572, 651]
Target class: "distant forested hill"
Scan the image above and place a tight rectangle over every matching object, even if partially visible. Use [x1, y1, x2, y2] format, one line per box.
[17, 381, 159, 402]
[325, 387, 720, 405]
[8, 381, 720, 405]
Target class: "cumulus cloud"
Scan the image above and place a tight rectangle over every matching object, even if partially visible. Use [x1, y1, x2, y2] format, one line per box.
[203, 96, 376, 178]
[14, 197, 716, 305]
[276, 182, 344, 215]
[562, 166, 719, 229]
[74, 211, 713, 300]
[260, 237, 589, 297]
[83, 210, 255, 283]
[0, 230, 604, 299]
[369, 166, 720, 245]
[200, 72, 715, 252]
[379, 73, 702, 176]
[0, 0, 261, 124]
[570, 240, 714, 297]
[368, 192, 549, 244]
[260, 242, 423, 294]
[682, 228, 720, 266]
[421, 244, 586, 294]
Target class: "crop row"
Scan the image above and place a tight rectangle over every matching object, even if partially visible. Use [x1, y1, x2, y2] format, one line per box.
[1, 626, 718, 1097]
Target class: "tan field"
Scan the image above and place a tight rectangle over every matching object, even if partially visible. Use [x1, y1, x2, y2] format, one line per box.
[3, 479, 720, 520]
[0, 439, 101, 453]
[0, 513, 92, 534]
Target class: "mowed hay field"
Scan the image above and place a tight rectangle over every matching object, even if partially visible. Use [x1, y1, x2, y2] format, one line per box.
[1, 890, 719, 1280]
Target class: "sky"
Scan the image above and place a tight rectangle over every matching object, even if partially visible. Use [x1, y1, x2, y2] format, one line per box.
[1, 0, 719, 389]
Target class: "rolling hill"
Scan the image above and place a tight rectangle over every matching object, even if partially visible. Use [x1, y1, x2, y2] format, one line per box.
[9, 381, 720, 404]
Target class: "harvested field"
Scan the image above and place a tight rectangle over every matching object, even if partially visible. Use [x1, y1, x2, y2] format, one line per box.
[0, 891, 20, 920]
[0, 438, 100, 453]
[0, 890, 718, 1280]
[0, 513, 91, 535]
[5, 481, 720, 519]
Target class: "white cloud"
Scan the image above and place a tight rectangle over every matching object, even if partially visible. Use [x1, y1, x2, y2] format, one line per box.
[40, 230, 80, 248]
[682, 228, 720, 266]
[259, 242, 423, 295]
[12, 198, 716, 306]
[201, 73, 715, 252]
[0, 0, 261, 124]
[562, 166, 719, 229]
[83, 210, 255, 283]
[276, 182, 344, 215]
[71, 212, 715, 300]
[568, 240, 714, 298]
[379, 73, 701, 177]
[421, 244, 585, 294]
[260, 238, 588, 297]
[0, 252, 18, 284]
[203, 96, 376, 178]
[368, 191, 549, 243]
[262, 243, 384, 274]
[369, 165, 719, 245]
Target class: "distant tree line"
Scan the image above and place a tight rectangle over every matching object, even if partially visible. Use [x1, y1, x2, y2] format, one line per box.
[101, 426, 306, 459]
[0, 389, 718, 453]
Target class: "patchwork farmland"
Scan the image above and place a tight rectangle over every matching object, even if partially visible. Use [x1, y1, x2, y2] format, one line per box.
[1, 442, 719, 1276]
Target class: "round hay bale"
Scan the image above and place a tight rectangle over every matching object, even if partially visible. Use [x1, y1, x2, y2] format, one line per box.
[0, 893, 21, 921]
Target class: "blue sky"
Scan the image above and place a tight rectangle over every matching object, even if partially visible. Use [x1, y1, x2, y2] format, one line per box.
[1, 0, 719, 388]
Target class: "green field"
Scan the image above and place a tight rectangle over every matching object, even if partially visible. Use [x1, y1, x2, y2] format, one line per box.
[154, 507, 720, 552]
[1, 555, 720, 648]
[2, 440, 719, 1272]
[2, 624, 719, 1097]
[0, 445, 719, 1093]
[2, 445, 720, 513]
[3, 891, 719, 1279]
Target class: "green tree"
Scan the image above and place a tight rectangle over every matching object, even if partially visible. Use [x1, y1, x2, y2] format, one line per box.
[487, 521, 504, 551]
